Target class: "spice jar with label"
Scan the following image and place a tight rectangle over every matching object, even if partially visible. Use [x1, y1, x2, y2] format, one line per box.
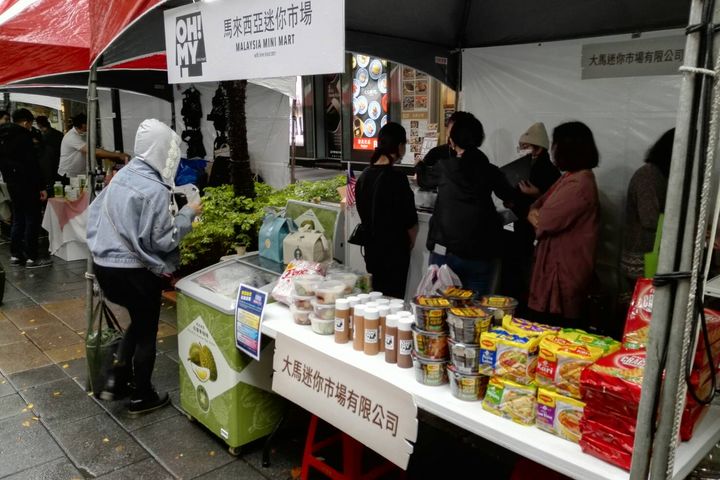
[353, 304, 365, 351]
[378, 305, 389, 352]
[397, 317, 414, 368]
[385, 314, 398, 364]
[363, 307, 380, 355]
[334, 298, 350, 344]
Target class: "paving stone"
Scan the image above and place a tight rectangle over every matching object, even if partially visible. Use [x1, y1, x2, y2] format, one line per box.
[0, 393, 27, 421]
[24, 322, 84, 350]
[0, 319, 25, 346]
[96, 458, 174, 480]
[102, 394, 180, 432]
[150, 354, 180, 395]
[156, 334, 178, 354]
[157, 322, 177, 339]
[3, 457, 84, 480]
[21, 377, 102, 426]
[0, 373, 15, 398]
[2, 283, 27, 302]
[3, 305, 59, 330]
[50, 413, 149, 477]
[45, 343, 87, 363]
[41, 298, 88, 333]
[61, 357, 89, 390]
[196, 459, 268, 480]
[0, 412, 64, 477]
[31, 287, 88, 304]
[242, 429, 304, 480]
[133, 415, 235, 479]
[9, 364, 66, 390]
[0, 339, 52, 375]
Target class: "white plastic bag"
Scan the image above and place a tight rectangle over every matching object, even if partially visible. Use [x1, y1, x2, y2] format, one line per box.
[271, 260, 326, 306]
[415, 264, 462, 297]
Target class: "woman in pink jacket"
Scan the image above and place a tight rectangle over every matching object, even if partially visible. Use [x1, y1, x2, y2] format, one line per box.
[527, 121, 600, 328]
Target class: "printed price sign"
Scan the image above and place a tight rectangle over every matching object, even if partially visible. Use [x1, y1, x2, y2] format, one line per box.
[272, 333, 418, 468]
[235, 284, 267, 361]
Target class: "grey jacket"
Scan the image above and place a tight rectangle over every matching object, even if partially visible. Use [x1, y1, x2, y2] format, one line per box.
[87, 119, 196, 275]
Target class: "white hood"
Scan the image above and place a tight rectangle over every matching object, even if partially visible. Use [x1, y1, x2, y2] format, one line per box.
[133, 119, 181, 187]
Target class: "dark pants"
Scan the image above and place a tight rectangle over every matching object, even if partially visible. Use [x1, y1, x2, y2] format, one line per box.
[429, 252, 499, 296]
[364, 245, 410, 299]
[94, 264, 163, 395]
[8, 183, 40, 261]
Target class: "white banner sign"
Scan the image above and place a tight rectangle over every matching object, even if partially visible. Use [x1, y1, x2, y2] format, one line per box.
[272, 334, 417, 469]
[582, 35, 685, 79]
[164, 0, 345, 84]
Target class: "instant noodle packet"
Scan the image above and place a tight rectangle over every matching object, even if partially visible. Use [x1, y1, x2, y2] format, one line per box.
[579, 434, 632, 471]
[622, 278, 654, 349]
[580, 348, 646, 407]
[478, 329, 516, 376]
[536, 335, 605, 398]
[482, 377, 537, 426]
[495, 334, 540, 385]
[502, 316, 560, 338]
[536, 388, 585, 443]
[558, 329, 621, 354]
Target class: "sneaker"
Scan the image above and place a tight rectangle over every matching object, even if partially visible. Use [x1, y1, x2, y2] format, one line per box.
[9, 256, 25, 266]
[98, 372, 133, 401]
[127, 389, 170, 416]
[26, 258, 53, 269]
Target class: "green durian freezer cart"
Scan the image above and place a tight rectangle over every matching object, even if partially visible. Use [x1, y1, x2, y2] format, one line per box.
[174, 255, 285, 455]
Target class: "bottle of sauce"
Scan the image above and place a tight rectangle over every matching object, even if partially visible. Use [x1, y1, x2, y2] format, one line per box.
[363, 307, 380, 356]
[378, 305, 389, 353]
[334, 298, 350, 344]
[357, 293, 371, 304]
[397, 318, 414, 368]
[369, 291, 383, 301]
[352, 304, 365, 351]
[384, 314, 398, 364]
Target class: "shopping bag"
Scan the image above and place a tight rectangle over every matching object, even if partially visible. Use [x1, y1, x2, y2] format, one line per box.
[85, 294, 124, 397]
[282, 225, 330, 264]
[644, 214, 663, 279]
[435, 264, 462, 293]
[259, 210, 296, 263]
[416, 265, 440, 297]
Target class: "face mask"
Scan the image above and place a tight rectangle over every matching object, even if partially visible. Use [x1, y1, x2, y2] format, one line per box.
[517, 148, 533, 157]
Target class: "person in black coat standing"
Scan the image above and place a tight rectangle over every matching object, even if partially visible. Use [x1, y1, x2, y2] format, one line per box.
[355, 122, 418, 299]
[36, 116, 64, 195]
[0, 109, 51, 268]
[500, 122, 560, 308]
[419, 113, 517, 295]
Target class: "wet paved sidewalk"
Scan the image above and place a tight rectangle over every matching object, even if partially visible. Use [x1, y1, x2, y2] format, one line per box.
[0, 241, 306, 480]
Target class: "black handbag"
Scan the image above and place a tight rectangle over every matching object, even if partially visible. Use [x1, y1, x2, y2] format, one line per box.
[85, 294, 124, 397]
[348, 170, 384, 247]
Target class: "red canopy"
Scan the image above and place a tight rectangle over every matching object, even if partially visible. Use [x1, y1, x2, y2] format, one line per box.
[89, 0, 162, 65]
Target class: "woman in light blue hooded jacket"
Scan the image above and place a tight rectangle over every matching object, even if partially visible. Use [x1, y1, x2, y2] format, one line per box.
[87, 119, 201, 415]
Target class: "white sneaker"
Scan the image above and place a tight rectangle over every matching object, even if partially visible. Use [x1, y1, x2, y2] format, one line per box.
[26, 258, 53, 269]
[9, 257, 25, 266]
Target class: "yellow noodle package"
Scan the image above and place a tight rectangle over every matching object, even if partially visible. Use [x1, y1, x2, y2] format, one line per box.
[482, 377, 537, 426]
[502, 316, 560, 338]
[494, 334, 540, 385]
[558, 329, 621, 354]
[536, 388, 585, 443]
[536, 335, 604, 398]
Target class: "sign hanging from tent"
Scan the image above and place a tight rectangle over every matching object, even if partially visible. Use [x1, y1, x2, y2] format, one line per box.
[164, 0, 345, 84]
[581, 35, 685, 79]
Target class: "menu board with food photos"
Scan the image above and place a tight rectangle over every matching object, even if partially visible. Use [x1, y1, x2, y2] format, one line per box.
[352, 54, 389, 151]
[400, 67, 432, 164]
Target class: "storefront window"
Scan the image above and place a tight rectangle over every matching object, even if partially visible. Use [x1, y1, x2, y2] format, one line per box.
[290, 76, 305, 147]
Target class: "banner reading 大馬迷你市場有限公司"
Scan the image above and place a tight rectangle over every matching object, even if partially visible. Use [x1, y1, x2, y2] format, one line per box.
[164, 0, 345, 84]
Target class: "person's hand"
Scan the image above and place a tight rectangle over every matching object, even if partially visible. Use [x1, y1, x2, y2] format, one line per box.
[528, 209, 540, 228]
[519, 180, 541, 197]
[188, 200, 203, 216]
[39, 190, 47, 201]
[121, 153, 130, 164]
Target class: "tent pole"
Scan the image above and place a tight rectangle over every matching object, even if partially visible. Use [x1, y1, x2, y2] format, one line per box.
[111, 89, 124, 152]
[84, 63, 99, 373]
[629, 0, 706, 478]
[290, 98, 297, 184]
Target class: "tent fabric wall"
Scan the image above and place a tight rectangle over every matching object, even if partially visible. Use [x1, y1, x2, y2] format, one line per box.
[461, 30, 681, 287]
[98, 90, 172, 154]
[172, 83, 291, 189]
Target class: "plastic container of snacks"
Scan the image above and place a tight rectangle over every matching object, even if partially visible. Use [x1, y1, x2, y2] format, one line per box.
[293, 275, 323, 296]
[442, 286, 475, 307]
[412, 296, 451, 332]
[449, 339, 482, 374]
[412, 352, 448, 386]
[315, 281, 346, 305]
[411, 324, 449, 360]
[447, 307, 492, 343]
[310, 313, 335, 335]
[326, 272, 358, 294]
[311, 299, 336, 320]
[292, 294, 314, 310]
[447, 365, 488, 401]
[477, 295, 519, 324]
[290, 306, 312, 325]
